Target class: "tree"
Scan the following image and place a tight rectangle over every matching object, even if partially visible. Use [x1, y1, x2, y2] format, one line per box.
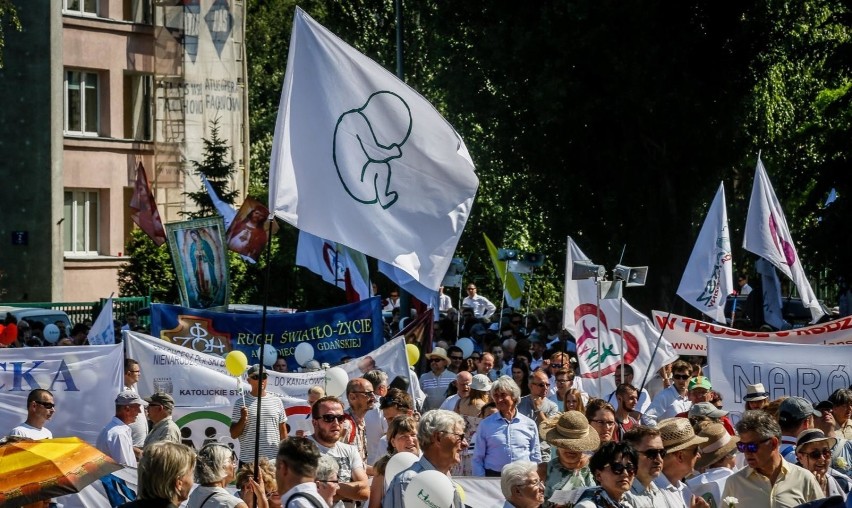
[0, 0, 21, 69]
[183, 118, 240, 219]
[119, 229, 178, 302]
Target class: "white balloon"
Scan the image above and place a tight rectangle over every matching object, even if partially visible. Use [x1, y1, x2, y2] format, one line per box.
[384, 451, 420, 489]
[258, 345, 278, 367]
[43, 324, 60, 344]
[324, 366, 349, 397]
[456, 337, 475, 359]
[402, 469, 455, 508]
[294, 342, 315, 367]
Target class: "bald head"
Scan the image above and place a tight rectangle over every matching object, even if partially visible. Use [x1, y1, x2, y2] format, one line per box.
[456, 371, 473, 399]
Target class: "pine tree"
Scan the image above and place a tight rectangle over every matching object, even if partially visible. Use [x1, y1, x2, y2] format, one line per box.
[183, 118, 239, 219]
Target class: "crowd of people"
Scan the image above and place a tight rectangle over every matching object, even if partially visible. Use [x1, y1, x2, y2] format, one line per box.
[5, 288, 852, 508]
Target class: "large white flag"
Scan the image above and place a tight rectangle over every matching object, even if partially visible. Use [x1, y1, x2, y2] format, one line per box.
[296, 230, 371, 301]
[562, 237, 679, 398]
[268, 8, 478, 293]
[743, 157, 825, 323]
[676, 183, 734, 323]
[87, 297, 114, 345]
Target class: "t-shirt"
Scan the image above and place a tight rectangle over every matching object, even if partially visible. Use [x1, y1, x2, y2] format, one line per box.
[10, 422, 53, 440]
[230, 393, 287, 462]
[308, 437, 363, 508]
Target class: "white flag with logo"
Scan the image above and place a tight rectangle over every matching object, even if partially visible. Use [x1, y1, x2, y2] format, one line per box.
[268, 8, 478, 293]
[676, 183, 734, 323]
[87, 297, 114, 345]
[296, 230, 371, 301]
[743, 157, 825, 323]
[562, 237, 678, 398]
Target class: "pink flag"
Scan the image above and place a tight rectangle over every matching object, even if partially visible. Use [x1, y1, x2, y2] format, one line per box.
[130, 162, 166, 246]
[743, 157, 825, 323]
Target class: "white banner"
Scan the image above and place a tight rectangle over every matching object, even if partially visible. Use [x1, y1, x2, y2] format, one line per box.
[652, 311, 852, 355]
[0, 345, 123, 445]
[706, 336, 852, 422]
[563, 237, 679, 398]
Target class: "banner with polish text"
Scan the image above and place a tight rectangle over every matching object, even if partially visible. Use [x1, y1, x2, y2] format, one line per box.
[706, 336, 852, 424]
[652, 311, 852, 355]
[149, 298, 382, 371]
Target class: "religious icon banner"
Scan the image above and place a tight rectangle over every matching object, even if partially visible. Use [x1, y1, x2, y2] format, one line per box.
[165, 217, 231, 309]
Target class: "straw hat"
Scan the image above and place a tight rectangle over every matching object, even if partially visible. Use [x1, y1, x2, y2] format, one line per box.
[425, 347, 450, 364]
[695, 423, 739, 470]
[744, 383, 769, 402]
[541, 411, 600, 452]
[796, 429, 837, 453]
[658, 417, 709, 452]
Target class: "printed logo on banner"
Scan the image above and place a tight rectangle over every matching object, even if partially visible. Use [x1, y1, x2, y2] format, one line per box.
[174, 409, 238, 452]
[161, 316, 232, 355]
[153, 377, 174, 395]
[574, 303, 639, 378]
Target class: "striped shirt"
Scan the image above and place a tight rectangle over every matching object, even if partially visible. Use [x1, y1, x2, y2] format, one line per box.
[231, 393, 287, 462]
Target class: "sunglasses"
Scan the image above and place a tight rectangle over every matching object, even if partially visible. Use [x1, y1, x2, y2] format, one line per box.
[449, 356, 464, 361]
[672, 374, 691, 381]
[802, 448, 832, 460]
[350, 390, 374, 397]
[605, 462, 636, 475]
[249, 374, 268, 380]
[639, 448, 667, 460]
[316, 414, 347, 423]
[532, 382, 550, 388]
[34, 400, 56, 410]
[551, 363, 564, 369]
[737, 437, 772, 453]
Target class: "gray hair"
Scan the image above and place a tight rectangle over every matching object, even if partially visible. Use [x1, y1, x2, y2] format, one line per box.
[500, 461, 537, 499]
[195, 443, 236, 484]
[316, 454, 339, 481]
[491, 375, 521, 405]
[363, 369, 389, 390]
[418, 409, 464, 449]
[736, 410, 781, 440]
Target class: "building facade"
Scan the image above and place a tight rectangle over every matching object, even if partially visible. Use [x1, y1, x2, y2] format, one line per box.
[0, 0, 247, 303]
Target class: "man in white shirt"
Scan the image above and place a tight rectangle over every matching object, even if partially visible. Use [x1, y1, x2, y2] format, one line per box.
[462, 284, 496, 319]
[97, 390, 146, 467]
[277, 437, 330, 508]
[382, 290, 401, 312]
[646, 360, 693, 424]
[438, 286, 453, 312]
[10, 388, 55, 440]
[440, 371, 473, 411]
[123, 358, 148, 460]
[655, 418, 710, 508]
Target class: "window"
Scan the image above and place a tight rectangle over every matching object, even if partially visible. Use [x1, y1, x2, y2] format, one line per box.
[124, 74, 153, 140]
[126, 0, 152, 24]
[64, 0, 98, 16]
[64, 190, 99, 255]
[65, 70, 99, 135]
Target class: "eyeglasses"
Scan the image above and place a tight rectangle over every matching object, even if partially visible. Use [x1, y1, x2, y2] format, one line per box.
[532, 382, 550, 388]
[639, 448, 667, 460]
[350, 390, 374, 397]
[249, 374, 268, 380]
[605, 462, 636, 475]
[317, 479, 340, 484]
[147, 403, 163, 409]
[449, 356, 464, 361]
[591, 419, 616, 426]
[522, 479, 544, 487]
[556, 379, 572, 384]
[429, 358, 443, 363]
[466, 287, 476, 291]
[442, 431, 467, 442]
[672, 374, 691, 380]
[802, 448, 832, 460]
[551, 363, 564, 369]
[127, 370, 141, 374]
[736, 437, 772, 453]
[34, 400, 55, 410]
[316, 414, 347, 423]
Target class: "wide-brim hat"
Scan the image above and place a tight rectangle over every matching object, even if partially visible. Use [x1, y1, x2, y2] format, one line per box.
[796, 429, 837, 453]
[425, 347, 450, 364]
[541, 411, 600, 452]
[744, 383, 769, 401]
[695, 423, 739, 470]
[658, 417, 709, 453]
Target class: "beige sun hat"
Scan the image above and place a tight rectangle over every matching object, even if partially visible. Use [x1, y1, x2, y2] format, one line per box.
[695, 423, 739, 470]
[541, 411, 601, 452]
[425, 347, 450, 364]
[658, 417, 709, 453]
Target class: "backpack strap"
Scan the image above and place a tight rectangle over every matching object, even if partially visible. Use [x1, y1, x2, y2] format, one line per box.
[285, 491, 325, 508]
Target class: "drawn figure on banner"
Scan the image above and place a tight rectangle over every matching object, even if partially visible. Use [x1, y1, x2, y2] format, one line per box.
[573, 303, 639, 378]
[182, 228, 223, 308]
[333, 91, 412, 209]
[226, 199, 275, 261]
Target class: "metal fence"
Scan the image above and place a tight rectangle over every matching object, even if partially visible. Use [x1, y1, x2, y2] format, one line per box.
[1, 296, 151, 326]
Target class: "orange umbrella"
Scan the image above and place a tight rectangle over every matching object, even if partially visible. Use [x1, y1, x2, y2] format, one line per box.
[0, 436, 123, 507]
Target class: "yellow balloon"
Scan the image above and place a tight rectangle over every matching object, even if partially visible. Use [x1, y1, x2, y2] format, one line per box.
[225, 350, 248, 376]
[405, 344, 420, 366]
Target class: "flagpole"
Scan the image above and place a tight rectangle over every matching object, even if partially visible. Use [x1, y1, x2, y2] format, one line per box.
[637, 292, 679, 395]
[252, 216, 276, 507]
[499, 260, 509, 325]
[596, 280, 602, 397]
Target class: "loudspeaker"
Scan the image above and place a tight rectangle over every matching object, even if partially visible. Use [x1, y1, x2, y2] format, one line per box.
[613, 264, 648, 287]
[498, 248, 519, 261]
[599, 280, 623, 300]
[572, 260, 605, 280]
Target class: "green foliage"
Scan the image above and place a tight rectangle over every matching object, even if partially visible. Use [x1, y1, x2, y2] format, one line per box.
[119, 229, 178, 302]
[183, 118, 239, 219]
[0, 0, 21, 69]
